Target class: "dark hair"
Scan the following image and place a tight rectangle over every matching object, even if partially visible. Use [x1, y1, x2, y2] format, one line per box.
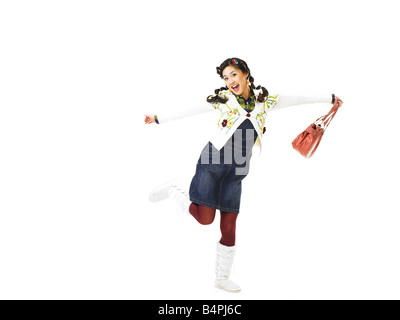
[206, 57, 269, 104]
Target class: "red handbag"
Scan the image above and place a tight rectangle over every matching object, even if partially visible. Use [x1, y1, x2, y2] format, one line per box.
[292, 101, 340, 158]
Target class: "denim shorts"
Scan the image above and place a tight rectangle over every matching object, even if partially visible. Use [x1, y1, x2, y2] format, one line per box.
[189, 119, 257, 213]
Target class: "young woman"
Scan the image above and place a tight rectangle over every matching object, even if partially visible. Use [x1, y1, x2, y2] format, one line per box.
[144, 57, 343, 293]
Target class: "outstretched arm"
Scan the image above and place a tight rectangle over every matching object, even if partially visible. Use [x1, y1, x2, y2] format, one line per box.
[273, 93, 337, 110]
[144, 104, 213, 125]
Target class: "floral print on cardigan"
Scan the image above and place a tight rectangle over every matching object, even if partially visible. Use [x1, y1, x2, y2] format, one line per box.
[214, 102, 241, 133]
[213, 93, 279, 134]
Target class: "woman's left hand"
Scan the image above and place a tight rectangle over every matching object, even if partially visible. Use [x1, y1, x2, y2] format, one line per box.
[335, 96, 343, 107]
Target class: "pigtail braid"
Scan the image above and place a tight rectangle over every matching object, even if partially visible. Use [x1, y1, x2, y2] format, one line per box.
[255, 84, 269, 103]
[248, 75, 256, 90]
[248, 75, 269, 103]
[206, 87, 229, 104]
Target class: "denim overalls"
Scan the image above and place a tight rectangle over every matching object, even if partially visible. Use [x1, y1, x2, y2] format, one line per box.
[189, 118, 258, 213]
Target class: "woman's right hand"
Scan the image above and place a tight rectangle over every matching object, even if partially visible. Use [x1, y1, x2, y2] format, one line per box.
[144, 114, 156, 124]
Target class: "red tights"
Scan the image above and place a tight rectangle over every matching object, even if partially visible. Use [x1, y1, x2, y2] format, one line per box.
[189, 202, 238, 247]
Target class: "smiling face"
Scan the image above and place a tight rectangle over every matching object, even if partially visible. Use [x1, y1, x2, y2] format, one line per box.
[222, 65, 250, 98]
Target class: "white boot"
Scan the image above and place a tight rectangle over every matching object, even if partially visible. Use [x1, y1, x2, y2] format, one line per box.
[167, 183, 192, 214]
[148, 179, 177, 203]
[215, 242, 241, 293]
[149, 180, 191, 214]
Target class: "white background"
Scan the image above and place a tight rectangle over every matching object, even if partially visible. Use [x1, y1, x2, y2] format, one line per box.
[0, 0, 399, 299]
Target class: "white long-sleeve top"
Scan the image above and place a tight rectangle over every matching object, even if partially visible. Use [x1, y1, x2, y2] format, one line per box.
[155, 89, 333, 153]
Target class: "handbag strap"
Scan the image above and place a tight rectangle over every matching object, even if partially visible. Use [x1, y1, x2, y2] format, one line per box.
[307, 101, 340, 157]
[315, 101, 340, 131]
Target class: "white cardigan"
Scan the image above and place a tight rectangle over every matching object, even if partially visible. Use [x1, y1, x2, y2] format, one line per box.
[156, 89, 333, 153]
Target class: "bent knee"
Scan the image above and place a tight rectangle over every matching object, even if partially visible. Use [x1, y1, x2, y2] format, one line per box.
[198, 216, 215, 225]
